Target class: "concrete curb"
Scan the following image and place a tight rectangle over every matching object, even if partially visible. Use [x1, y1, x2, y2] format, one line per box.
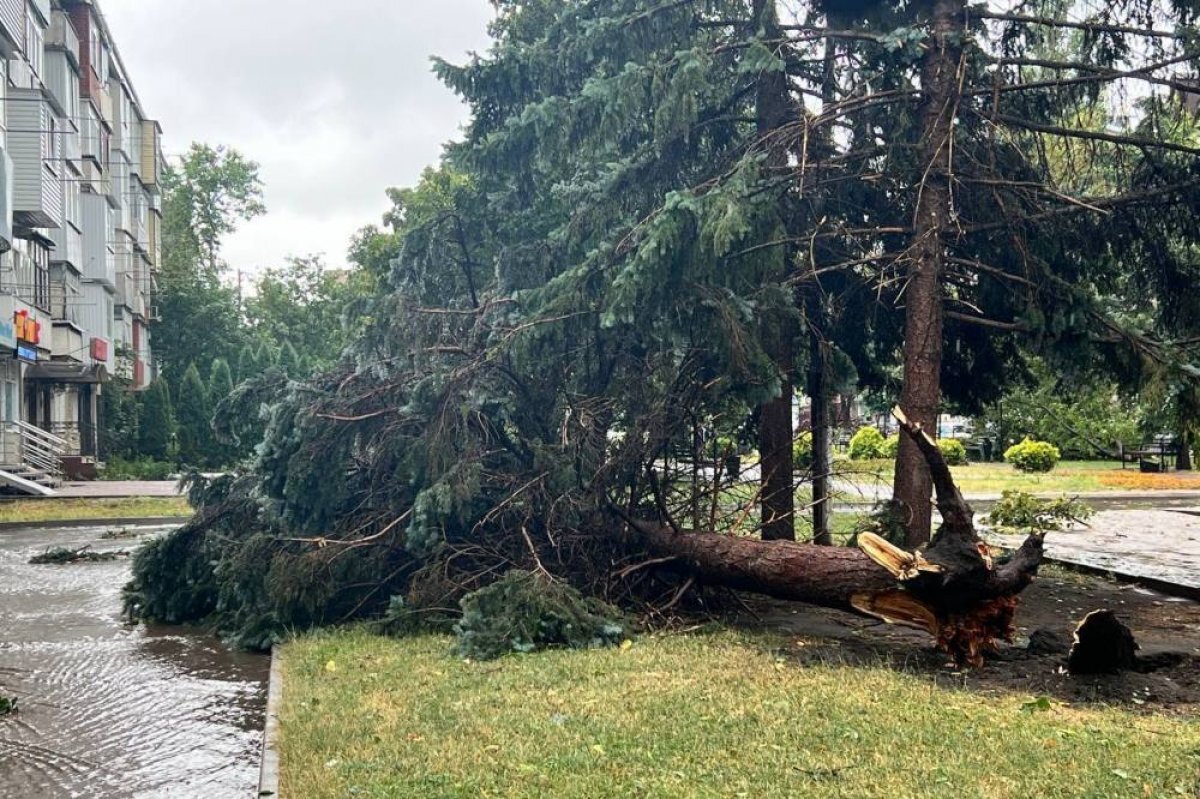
[259, 645, 283, 797]
[0, 516, 188, 532]
[1039, 556, 1200, 603]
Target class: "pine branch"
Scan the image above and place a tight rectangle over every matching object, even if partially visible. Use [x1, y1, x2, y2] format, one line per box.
[973, 10, 1180, 39]
[989, 114, 1200, 157]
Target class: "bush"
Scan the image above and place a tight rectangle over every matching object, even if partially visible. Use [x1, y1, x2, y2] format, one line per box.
[101, 457, 177, 481]
[985, 490, 1094, 532]
[848, 426, 886, 460]
[1004, 437, 1061, 472]
[881, 434, 900, 458]
[793, 432, 813, 469]
[877, 435, 965, 464]
[938, 438, 968, 466]
[714, 435, 738, 458]
[454, 571, 627, 661]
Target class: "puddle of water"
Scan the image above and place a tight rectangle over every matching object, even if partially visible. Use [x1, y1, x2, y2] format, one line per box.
[0, 523, 269, 798]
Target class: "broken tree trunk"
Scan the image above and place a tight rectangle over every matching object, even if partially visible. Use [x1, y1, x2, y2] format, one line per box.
[632, 408, 1045, 666]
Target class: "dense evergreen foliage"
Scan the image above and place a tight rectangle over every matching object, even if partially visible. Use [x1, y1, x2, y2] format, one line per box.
[128, 1, 1200, 647]
[137, 380, 174, 462]
[175, 365, 212, 467]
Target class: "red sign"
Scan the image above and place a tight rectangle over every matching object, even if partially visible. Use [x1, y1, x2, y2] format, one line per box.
[90, 337, 109, 362]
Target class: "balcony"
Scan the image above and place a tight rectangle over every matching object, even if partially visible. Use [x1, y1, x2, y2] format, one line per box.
[146, 212, 160, 268]
[51, 321, 84, 363]
[47, 11, 80, 69]
[48, 222, 83, 271]
[98, 86, 114, 126]
[0, 0, 22, 57]
[48, 264, 81, 324]
[8, 90, 64, 230]
[79, 193, 115, 288]
[0, 148, 12, 253]
[140, 121, 162, 186]
[116, 270, 145, 318]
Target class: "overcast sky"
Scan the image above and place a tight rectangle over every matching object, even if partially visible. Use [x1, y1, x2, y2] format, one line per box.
[100, 0, 495, 274]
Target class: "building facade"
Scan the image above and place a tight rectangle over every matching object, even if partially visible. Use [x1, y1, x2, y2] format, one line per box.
[0, 0, 160, 488]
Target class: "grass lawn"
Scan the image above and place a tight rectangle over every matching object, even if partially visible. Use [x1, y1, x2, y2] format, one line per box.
[0, 496, 191, 523]
[836, 459, 1200, 497]
[279, 630, 1200, 798]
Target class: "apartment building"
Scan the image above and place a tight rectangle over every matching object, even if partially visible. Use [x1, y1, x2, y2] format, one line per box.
[0, 0, 161, 491]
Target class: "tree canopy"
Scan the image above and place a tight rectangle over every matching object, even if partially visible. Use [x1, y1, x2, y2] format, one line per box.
[127, 0, 1200, 649]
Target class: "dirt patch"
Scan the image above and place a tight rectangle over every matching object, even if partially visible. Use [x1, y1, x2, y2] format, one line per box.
[733, 573, 1200, 711]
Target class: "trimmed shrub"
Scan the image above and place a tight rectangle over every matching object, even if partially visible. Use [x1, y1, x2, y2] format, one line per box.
[881, 434, 900, 458]
[101, 457, 176, 481]
[1004, 437, 1061, 473]
[454, 571, 627, 661]
[848, 426, 886, 460]
[938, 438, 968, 466]
[793, 432, 813, 469]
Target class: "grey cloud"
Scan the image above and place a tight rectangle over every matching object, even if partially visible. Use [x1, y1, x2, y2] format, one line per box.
[100, 0, 494, 268]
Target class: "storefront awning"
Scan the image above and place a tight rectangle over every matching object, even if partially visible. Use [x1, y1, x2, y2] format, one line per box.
[24, 363, 107, 384]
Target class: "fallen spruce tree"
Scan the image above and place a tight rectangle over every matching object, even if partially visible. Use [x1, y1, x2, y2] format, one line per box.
[126, 390, 1043, 665]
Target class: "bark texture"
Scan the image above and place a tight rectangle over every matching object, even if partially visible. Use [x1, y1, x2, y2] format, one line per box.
[807, 295, 832, 545]
[893, 0, 965, 547]
[754, 0, 796, 541]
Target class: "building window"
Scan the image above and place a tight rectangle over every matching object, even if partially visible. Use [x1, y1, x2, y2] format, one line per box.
[26, 16, 43, 79]
[32, 241, 50, 312]
[47, 114, 57, 165]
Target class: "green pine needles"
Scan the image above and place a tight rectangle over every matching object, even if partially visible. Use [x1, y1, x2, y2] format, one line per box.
[453, 571, 628, 661]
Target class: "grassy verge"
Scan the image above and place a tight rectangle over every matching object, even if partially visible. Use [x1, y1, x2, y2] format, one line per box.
[280, 630, 1200, 798]
[0, 496, 191, 523]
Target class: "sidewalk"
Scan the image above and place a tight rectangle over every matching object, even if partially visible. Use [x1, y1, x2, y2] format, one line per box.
[51, 480, 184, 499]
[990, 508, 1200, 594]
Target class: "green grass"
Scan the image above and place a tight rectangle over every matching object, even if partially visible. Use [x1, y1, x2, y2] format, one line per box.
[0, 496, 192, 523]
[279, 630, 1200, 799]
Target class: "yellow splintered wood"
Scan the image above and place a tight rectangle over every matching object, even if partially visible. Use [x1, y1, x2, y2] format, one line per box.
[857, 532, 943, 581]
[851, 590, 939, 634]
[891, 406, 937, 446]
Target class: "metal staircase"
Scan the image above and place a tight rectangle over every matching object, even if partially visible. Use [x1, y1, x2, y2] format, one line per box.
[0, 422, 65, 496]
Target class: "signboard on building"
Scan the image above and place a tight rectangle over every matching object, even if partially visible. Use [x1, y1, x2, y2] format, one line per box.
[90, 337, 109, 362]
[15, 308, 41, 346]
[16, 345, 37, 363]
[0, 294, 14, 350]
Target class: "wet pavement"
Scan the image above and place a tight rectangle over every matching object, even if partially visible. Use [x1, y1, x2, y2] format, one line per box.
[0, 523, 269, 798]
[990, 508, 1200, 592]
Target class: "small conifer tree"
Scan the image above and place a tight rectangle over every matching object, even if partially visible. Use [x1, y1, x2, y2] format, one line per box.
[175, 364, 212, 466]
[137, 379, 175, 461]
[235, 344, 258, 384]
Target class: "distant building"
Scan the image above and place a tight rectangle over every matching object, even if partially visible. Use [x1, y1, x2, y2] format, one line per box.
[0, 0, 161, 491]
